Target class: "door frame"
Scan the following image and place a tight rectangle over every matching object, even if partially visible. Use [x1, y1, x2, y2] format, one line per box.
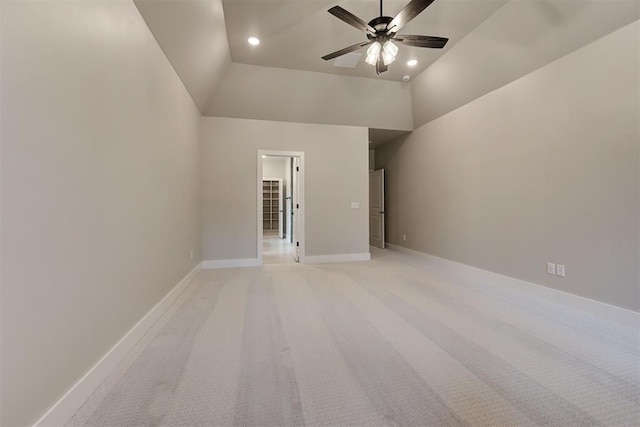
[257, 150, 305, 265]
[369, 168, 385, 249]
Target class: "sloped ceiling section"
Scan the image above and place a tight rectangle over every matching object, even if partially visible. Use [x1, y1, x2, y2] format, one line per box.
[134, 0, 231, 112]
[204, 62, 414, 130]
[411, 0, 640, 128]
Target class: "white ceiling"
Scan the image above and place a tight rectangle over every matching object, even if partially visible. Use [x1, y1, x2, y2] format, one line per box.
[222, 0, 507, 82]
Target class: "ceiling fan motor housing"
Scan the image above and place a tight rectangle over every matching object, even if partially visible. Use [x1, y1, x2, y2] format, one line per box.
[367, 16, 396, 41]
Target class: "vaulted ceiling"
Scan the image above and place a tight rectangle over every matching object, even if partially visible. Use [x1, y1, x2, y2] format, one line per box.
[134, 0, 639, 139]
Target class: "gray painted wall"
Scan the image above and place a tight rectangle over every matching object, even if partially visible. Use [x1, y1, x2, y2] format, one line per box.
[382, 21, 639, 311]
[201, 117, 369, 261]
[1, 1, 202, 424]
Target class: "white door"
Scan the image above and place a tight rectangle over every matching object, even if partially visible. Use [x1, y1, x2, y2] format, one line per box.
[292, 157, 300, 262]
[369, 169, 385, 249]
[286, 158, 292, 242]
[277, 178, 284, 238]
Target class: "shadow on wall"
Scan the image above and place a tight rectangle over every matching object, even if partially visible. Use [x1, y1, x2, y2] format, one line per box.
[375, 133, 411, 170]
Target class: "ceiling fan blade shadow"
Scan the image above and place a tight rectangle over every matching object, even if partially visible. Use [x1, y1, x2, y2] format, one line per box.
[393, 35, 448, 48]
[328, 6, 376, 34]
[322, 41, 373, 61]
[386, 0, 436, 35]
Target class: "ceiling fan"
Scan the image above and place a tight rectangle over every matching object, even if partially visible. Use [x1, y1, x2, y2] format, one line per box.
[322, 0, 448, 74]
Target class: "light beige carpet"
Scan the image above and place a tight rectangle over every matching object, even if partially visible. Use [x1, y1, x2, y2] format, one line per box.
[69, 248, 640, 426]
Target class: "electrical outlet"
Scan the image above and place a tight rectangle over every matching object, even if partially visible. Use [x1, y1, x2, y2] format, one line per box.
[547, 262, 556, 275]
[556, 264, 565, 277]
[402, 234, 407, 241]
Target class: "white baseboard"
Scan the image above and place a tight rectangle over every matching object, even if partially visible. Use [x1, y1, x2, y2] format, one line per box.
[202, 258, 260, 269]
[303, 252, 371, 264]
[386, 244, 639, 328]
[34, 262, 202, 426]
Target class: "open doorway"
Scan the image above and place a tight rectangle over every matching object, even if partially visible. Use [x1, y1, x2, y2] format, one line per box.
[258, 150, 305, 265]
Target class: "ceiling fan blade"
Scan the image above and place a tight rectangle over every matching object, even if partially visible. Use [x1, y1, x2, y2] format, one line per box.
[393, 35, 448, 48]
[322, 41, 373, 61]
[386, 0, 436, 35]
[328, 6, 376, 35]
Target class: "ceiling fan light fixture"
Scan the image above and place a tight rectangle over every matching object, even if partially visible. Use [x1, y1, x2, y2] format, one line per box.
[381, 40, 398, 65]
[322, 0, 449, 74]
[365, 41, 381, 65]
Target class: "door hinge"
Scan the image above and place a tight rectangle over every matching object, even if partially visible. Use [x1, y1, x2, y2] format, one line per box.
[296, 203, 299, 209]
[296, 241, 300, 247]
[296, 166, 299, 172]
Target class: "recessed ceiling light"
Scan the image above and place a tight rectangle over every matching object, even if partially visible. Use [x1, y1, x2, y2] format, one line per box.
[262, 155, 267, 158]
[248, 37, 260, 46]
[407, 59, 418, 67]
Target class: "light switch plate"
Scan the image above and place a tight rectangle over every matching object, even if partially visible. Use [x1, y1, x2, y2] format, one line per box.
[351, 202, 360, 209]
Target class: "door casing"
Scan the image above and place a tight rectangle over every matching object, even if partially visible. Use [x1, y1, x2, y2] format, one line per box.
[257, 150, 305, 264]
